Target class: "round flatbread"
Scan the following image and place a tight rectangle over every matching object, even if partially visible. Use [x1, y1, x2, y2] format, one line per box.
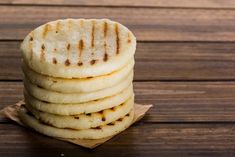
[25, 95, 134, 130]
[19, 106, 134, 139]
[24, 71, 133, 103]
[22, 59, 134, 93]
[20, 19, 136, 78]
[24, 84, 133, 115]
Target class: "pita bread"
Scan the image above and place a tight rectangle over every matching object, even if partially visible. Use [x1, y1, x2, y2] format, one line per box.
[22, 59, 134, 93]
[25, 96, 134, 130]
[20, 19, 136, 78]
[24, 84, 133, 115]
[24, 71, 133, 103]
[19, 106, 134, 139]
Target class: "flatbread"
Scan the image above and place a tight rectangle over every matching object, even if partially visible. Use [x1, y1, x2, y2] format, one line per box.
[24, 71, 133, 103]
[20, 19, 136, 78]
[19, 106, 134, 139]
[22, 59, 134, 93]
[25, 96, 134, 130]
[24, 84, 133, 115]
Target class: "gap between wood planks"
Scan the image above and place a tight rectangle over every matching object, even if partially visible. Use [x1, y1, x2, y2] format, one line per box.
[2, 6, 235, 41]
[2, 119, 235, 124]
[3, 80, 235, 82]
[1, 3, 235, 10]
[1, 122, 235, 154]
[1, 0, 235, 9]
[2, 81, 235, 123]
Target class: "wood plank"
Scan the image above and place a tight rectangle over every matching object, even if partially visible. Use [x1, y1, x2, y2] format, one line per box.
[1, 6, 235, 41]
[0, 123, 235, 157]
[2, 81, 235, 123]
[2, 41, 235, 81]
[1, 0, 235, 9]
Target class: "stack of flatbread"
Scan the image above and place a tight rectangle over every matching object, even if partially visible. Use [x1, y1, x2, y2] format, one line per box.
[19, 19, 136, 139]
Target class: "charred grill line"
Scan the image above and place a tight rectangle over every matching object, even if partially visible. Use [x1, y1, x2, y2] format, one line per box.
[103, 21, 108, 61]
[115, 24, 120, 54]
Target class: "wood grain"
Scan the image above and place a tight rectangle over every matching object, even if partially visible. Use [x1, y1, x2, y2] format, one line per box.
[1, 1, 235, 156]
[2, 81, 235, 123]
[1, 6, 235, 41]
[1, 0, 235, 9]
[2, 41, 235, 81]
[0, 123, 235, 157]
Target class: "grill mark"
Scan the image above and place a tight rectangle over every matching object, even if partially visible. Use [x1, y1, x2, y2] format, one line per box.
[90, 59, 96, 65]
[77, 62, 83, 66]
[29, 47, 33, 60]
[91, 21, 95, 48]
[111, 107, 115, 111]
[102, 117, 106, 121]
[117, 118, 123, 122]
[43, 24, 50, 38]
[52, 80, 57, 83]
[79, 20, 84, 59]
[40, 44, 45, 61]
[103, 22, 108, 62]
[126, 113, 130, 116]
[41, 44, 45, 50]
[78, 40, 84, 57]
[103, 53, 108, 62]
[67, 43, 71, 51]
[52, 58, 57, 64]
[93, 126, 101, 130]
[107, 123, 115, 126]
[29, 36, 33, 41]
[104, 22, 108, 37]
[74, 116, 79, 119]
[127, 32, 131, 43]
[56, 21, 61, 33]
[86, 113, 91, 116]
[115, 24, 120, 54]
[64, 59, 70, 66]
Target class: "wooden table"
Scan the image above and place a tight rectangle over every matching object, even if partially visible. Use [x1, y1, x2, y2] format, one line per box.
[1, 0, 235, 156]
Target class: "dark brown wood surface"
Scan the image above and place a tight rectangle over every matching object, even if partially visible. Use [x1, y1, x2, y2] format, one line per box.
[2, 41, 235, 81]
[1, 6, 235, 41]
[2, 81, 235, 123]
[1, 123, 235, 157]
[1, 0, 235, 8]
[1, 1, 235, 157]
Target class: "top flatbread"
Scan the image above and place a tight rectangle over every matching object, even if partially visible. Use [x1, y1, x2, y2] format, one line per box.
[21, 19, 136, 78]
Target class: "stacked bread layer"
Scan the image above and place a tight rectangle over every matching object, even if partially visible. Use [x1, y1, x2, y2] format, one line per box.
[20, 19, 136, 139]
[21, 61, 134, 139]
